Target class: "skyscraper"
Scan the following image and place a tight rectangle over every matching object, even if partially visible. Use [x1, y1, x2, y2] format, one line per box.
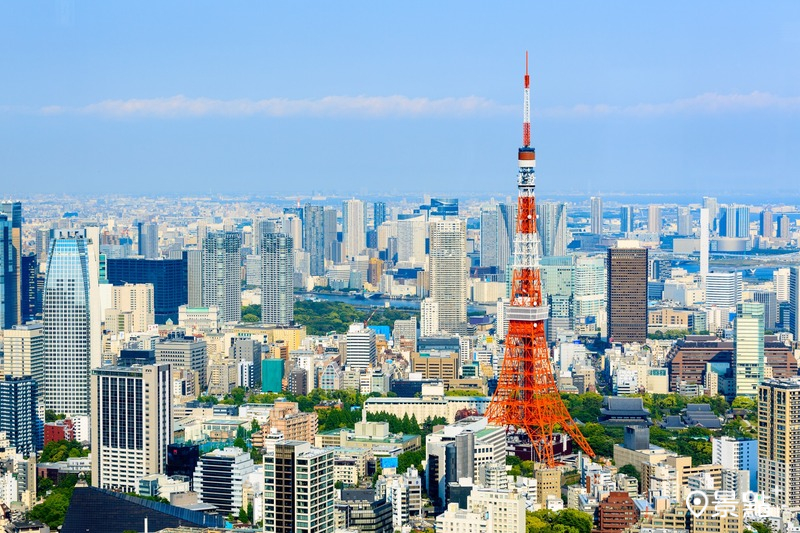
[607, 244, 648, 343]
[479, 204, 515, 274]
[429, 219, 467, 334]
[789, 267, 800, 341]
[137, 222, 159, 259]
[202, 231, 242, 324]
[536, 202, 568, 257]
[43, 228, 101, 417]
[703, 197, 719, 225]
[733, 302, 764, 397]
[303, 205, 325, 277]
[0, 214, 13, 329]
[396, 215, 426, 264]
[619, 206, 634, 234]
[194, 446, 256, 516]
[752, 290, 777, 331]
[184, 249, 202, 307]
[3, 324, 45, 391]
[720, 205, 750, 238]
[676, 207, 692, 236]
[263, 440, 335, 533]
[373, 202, 387, 229]
[758, 378, 800, 509]
[777, 214, 791, 239]
[760, 210, 774, 238]
[590, 196, 603, 234]
[700, 208, 710, 288]
[343, 199, 366, 258]
[573, 254, 607, 334]
[0, 377, 39, 456]
[91, 363, 172, 492]
[323, 208, 339, 261]
[647, 205, 662, 235]
[261, 233, 294, 327]
[0, 201, 22, 327]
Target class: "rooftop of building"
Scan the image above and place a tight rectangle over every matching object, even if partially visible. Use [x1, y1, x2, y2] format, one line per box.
[761, 377, 800, 389]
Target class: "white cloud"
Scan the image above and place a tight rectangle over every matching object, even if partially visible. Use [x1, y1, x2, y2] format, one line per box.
[40, 94, 513, 118]
[27, 91, 800, 119]
[540, 91, 800, 118]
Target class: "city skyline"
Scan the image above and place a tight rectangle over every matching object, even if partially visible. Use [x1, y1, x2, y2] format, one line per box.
[2, 2, 800, 197]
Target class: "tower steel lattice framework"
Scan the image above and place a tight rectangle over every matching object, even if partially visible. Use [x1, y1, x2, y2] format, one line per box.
[485, 53, 595, 467]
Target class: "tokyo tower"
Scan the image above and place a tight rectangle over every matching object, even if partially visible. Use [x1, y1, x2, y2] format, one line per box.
[485, 53, 595, 467]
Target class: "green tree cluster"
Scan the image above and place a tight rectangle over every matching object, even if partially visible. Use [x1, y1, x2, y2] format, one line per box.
[649, 426, 713, 466]
[444, 390, 483, 397]
[648, 330, 690, 340]
[29, 474, 83, 528]
[241, 304, 261, 321]
[526, 509, 593, 533]
[293, 301, 415, 335]
[561, 392, 604, 423]
[40, 440, 89, 463]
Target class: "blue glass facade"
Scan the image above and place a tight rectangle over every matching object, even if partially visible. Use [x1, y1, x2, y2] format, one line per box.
[107, 258, 188, 324]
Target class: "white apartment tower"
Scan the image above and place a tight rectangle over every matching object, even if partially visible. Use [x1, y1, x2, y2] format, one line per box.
[91, 363, 172, 493]
[342, 199, 366, 259]
[345, 323, 376, 371]
[201, 231, 242, 324]
[429, 219, 467, 334]
[261, 233, 294, 327]
[3, 323, 45, 394]
[43, 228, 101, 417]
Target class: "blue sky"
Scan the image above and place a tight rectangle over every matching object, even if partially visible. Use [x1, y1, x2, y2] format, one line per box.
[2, 2, 799, 199]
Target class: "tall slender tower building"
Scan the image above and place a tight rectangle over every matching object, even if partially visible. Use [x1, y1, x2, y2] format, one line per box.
[590, 197, 603, 234]
[0, 201, 22, 327]
[647, 205, 662, 235]
[261, 233, 294, 326]
[733, 302, 764, 397]
[137, 222, 159, 259]
[43, 229, 101, 417]
[619, 206, 634, 234]
[202, 231, 242, 324]
[342, 199, 366, 258]
[429, 219, 467, 334]
[536, 202, 568, 257]
[758, 378, 800, 509]
[486, 54, 593, 467]
[303, 205, 325, 276]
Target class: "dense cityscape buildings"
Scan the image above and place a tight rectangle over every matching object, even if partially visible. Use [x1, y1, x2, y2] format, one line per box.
[1, 17, 800, 531]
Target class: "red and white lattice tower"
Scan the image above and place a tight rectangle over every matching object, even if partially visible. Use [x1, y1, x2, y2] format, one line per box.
[485, 53, 595, 467]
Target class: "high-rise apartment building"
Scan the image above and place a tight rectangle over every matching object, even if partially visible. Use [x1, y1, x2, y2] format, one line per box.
[0, 377, 39, 456]
[619, 206, 634, 234]
[590, 197, 603, 234]
[110, 283, 155, 332]
[712, 436, 757, 492]
[774, 267, 790, 302]
[91, 363, 172, 492]
[541, 256, 574, 341]
[263, 440, 335, 533]
[107, 257, 188, 324]
[183, 249, 202, 308]
[202, 231, 241, 324]
[346, 323, 376, 371]
[703, 197, 719, 225]
[397, 215, 427, 264]
[536, 202, 568, 257]
[195, 447, 256, 516]
[758, 378, 800, 509]
[705, 271, 743, 308]
[752, 290, 777, 331]
[261, 233, 294, 327]
[676, 207, 692, 236]
[343, 200, 366, 258]
[760, 210, 774, 238]
[777, 215, 791, 239]
[607, 244, 648, 343]
[137, 222, 159, 259]
[733, 302, 764, 397]
[44, 229, 101, 417]
[647, 205, 662, 235]
[0, 201, 22, 328]
[429, 219, 467, 334]
[303, 205, 325, 277]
